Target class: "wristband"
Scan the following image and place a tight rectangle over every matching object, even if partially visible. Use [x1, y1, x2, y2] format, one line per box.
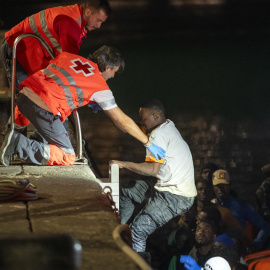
[144, 136, 149, 145]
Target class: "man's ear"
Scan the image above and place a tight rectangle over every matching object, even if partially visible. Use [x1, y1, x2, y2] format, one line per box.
[213, 234, 217, 241]
[84, 8, 92, 16]
[153, 113, 159, 120]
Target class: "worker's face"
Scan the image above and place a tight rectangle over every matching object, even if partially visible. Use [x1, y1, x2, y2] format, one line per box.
[84, 8, 107, 31]
[213, 184, 230, 203]
[195, 221, 216, 246]
[139, 108, 157, 133]
[101, 66, 119, 81]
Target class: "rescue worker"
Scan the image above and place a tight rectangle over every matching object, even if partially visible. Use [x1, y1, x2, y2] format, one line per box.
[1, 0, 111, 89]
[0, 46, 166, 166]
[1, 0, 111, 128]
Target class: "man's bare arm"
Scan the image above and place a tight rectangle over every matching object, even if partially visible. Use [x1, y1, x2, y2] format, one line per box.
[110, 160, 160, 177]
[104, 107, 150, 146]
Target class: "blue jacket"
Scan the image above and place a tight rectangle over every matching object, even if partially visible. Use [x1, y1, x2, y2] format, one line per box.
[214, 195, 270, 248]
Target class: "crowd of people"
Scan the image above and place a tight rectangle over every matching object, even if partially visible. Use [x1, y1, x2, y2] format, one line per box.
[168, 165, 270, 270]
[1, 1, 270, 270]
[111, 100, 270, 269]
[145, 164, 270, 269]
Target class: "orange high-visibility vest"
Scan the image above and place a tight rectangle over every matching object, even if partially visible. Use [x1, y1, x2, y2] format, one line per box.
[5, 4, 85, 75]
[20, 52, 110, 122]
[245, 250, 270, 270]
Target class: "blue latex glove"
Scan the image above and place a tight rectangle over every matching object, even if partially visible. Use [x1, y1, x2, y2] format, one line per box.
[88, 103, 101, 113]
[180, 255, 202, 270]
[145, 143, 166, 160]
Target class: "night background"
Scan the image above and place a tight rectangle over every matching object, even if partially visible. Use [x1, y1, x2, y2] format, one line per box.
[1, 0, 270, 207]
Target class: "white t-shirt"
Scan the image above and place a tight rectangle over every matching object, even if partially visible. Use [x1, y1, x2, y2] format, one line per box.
[146, 120, 197, 197]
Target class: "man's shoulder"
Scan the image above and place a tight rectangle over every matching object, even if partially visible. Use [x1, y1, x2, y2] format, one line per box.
[152, 120, 181, 138]
[226, 195, 242, 205]
[227, 196, 253, 212]
[53, 5, 82, 28]
[55, 52, 91, 63]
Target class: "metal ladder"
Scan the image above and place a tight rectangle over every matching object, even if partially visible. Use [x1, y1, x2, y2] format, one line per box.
[11, 33, 84, 162]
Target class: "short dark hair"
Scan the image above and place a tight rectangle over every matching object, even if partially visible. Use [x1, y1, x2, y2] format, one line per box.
[87, 45, 125, 73]
[82, 0, 112, 16]
[195, 179, 212, 188]
[200, 162, 219, 175]
[140, 98, 165, 116]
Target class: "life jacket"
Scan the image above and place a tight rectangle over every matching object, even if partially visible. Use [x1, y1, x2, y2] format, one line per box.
[20, 52, 110, 122]
[245, 250, 270, 270]
[5, 4, 86, 75]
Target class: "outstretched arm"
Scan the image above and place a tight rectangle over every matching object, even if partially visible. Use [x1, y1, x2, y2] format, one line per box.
[110, 160, 160, 177]
[104, 107, 166, 160]
[104, 107, 149, 144]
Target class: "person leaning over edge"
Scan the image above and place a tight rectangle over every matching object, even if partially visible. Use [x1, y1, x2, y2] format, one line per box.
[1, 0, 112, 127]
[110, 98, 196, 263]
[1, 0, 111, 89]
[0, 46, 165, 166]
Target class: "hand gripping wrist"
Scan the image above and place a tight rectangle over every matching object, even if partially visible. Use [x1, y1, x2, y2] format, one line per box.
[144, 143, 166, 160]
[143, 136, 150, 147]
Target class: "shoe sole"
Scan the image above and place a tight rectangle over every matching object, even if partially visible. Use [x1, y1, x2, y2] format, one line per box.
[0, 129, 14, 166]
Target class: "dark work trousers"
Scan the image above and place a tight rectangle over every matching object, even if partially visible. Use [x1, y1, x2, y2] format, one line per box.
[15, 93, 75, 165]
[1, 38, 29, 135]
[1, 38, 70, 133]
[120, 180, 195, 252]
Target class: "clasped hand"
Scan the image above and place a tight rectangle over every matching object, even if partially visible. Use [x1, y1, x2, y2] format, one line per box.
[145, 143, 166, 160]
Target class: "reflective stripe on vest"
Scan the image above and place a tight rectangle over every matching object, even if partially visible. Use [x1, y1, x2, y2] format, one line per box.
[29, 10, 61, 53]
[42, 63, 85, 111]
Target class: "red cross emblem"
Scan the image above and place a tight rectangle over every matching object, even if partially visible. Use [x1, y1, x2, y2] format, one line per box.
[70, 59, 94, 77]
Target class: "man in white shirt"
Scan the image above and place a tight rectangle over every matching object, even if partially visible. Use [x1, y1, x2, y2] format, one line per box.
[110, 98, 197, 261]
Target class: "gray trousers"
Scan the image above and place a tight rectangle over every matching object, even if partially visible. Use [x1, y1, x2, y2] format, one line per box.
[1, 38, 69, 132]
[120, 180, 194, 252]
[15, 93, 74, 165]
